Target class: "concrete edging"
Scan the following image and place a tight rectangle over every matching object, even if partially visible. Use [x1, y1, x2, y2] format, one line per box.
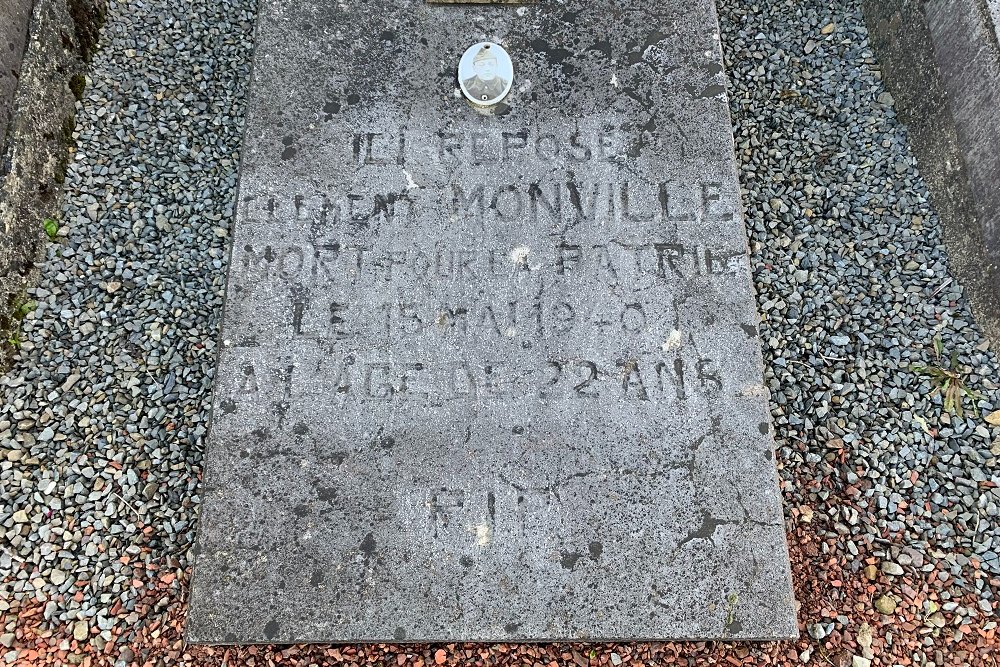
[0, 0, 106, 370]
[862, 0, 1000, 347]
[0, 0, 35, 149]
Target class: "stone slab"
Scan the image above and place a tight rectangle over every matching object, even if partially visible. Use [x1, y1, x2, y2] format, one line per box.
[187, 0, 797, 644]
[0, 0, 33, 149]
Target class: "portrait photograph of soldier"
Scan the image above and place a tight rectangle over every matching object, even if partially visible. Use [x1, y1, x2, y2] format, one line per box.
[459, 42, 514, 105]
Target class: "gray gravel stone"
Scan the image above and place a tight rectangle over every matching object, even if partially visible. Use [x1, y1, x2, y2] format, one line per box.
[882, 561, 905, 576]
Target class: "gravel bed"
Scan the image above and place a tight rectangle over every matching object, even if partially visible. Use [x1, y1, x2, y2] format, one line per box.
[721, 0, 999, 660]
[726, 0, 1000, 587]
[1, 0, 998, 664]
[0, 0, 256, 657]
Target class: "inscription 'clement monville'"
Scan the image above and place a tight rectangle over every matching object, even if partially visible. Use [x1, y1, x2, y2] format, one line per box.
[187, 0, 798, 645]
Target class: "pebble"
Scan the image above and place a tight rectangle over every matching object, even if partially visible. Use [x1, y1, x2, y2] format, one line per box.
[857, 622, 873, 649]
[808, 623, 827, 640]
[61, 373, 80, 392]
[882, 561, 905, 576]
[875, 596, 897, 615]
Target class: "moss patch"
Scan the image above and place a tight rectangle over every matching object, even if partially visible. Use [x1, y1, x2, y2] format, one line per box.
[61, 114, 76, 143]
[69, 73, 86, 100]
[67, 0, 106, 63]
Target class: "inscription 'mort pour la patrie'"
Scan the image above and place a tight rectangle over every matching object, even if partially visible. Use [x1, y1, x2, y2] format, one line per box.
[188, 0, 797, 644]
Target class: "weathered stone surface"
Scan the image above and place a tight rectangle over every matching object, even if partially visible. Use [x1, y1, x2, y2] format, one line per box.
[0, 0, 106, 371]
[0, 0, 33, 147]
[861, 0, 1000, 347]
[188, 0, 797, 643]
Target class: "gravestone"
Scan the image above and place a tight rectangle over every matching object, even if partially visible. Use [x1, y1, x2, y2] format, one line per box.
[187, 0, 798, 644]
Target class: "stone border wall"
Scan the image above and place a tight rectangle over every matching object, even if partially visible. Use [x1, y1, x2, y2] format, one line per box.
[0, 0, 105, 370]
[862, 0, 1000, 346]
[0, 0, 35, 148]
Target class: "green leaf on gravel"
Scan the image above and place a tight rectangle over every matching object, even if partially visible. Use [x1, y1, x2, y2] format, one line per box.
[16, 300, 36, 318]
[933, 334, 944, 360]
[43, 218, 59, 241]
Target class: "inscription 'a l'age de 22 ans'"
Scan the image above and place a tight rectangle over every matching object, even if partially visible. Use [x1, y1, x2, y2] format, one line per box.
[271, 354, 724, 404]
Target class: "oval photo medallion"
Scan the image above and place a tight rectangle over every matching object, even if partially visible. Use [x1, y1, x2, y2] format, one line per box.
[458, 42, 514, 106]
